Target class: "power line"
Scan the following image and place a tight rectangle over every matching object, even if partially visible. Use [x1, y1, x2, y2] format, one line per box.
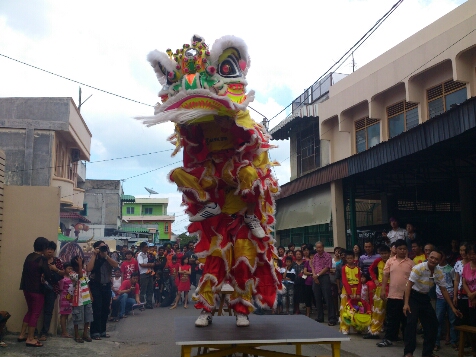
[268, 0, 404, 123]
[0, 52, 267, 119]
[0, 53, 154, 107]
[9, 149, 174, 174]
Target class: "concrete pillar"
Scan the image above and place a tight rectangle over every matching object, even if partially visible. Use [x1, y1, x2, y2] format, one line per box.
[331, 180, 346, 248]
[459, 177, 475, 240]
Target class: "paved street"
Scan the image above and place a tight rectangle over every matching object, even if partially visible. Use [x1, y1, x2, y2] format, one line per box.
[2, 302, 463, 356]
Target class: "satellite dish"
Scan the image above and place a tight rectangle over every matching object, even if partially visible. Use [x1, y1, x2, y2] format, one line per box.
[145, 187, 158, 196]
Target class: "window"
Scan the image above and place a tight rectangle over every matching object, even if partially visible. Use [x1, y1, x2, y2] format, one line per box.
[164, 223, 169, 233]
[126, 207, 134, 215]
[355, 117, 380, 153]
[143, 207, 153, 215]
[387, 101, 419, 138]
[81, 203, 88, 216]
[427, 80, 467, 119]
[296, 122, 320, 176]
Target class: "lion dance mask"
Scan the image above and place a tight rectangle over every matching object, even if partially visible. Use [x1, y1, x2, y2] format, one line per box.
[138, 35, 282, 327]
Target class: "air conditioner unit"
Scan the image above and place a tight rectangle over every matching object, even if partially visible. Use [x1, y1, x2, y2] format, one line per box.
[71, 149, 80, 162]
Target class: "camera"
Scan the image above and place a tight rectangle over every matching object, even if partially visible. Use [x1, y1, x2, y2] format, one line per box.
[99, 245, 108, 253]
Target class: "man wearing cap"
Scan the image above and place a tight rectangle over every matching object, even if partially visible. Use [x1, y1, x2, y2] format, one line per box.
[386, 218, 407, 245]
[137, 242, 155, 309]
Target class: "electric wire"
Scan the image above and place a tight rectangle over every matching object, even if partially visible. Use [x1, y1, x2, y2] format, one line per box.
[9, 149, 174, 174]
[268, 0, 404, 123]
[0, 53, 154, 107]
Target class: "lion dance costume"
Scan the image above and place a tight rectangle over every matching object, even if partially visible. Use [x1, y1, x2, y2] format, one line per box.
[137, 35, 282, 327]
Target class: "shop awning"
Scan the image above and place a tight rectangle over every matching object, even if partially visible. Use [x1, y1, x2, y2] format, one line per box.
[275, 184, 331, 231]
[118, 227, 151, 233]
[59, 212, 91, 223]
[121, 195, 136, 202]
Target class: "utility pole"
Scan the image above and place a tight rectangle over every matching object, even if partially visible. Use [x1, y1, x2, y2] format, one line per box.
[262, 117, 269, 131]
[351, 52, 356, 73]
[78, 86, 92, 112]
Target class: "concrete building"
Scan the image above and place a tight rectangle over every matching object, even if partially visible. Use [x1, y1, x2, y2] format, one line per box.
[0, 97, 92, 332]
[80, 179, 123, 239]
[271, 0, 476, 249]
[121, 197, 175, 243]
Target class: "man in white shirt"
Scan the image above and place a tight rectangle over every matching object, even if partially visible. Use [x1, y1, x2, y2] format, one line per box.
[386, 217, 407, 244]
[137, 242, 155, 309]
[402, 250, 462, 357]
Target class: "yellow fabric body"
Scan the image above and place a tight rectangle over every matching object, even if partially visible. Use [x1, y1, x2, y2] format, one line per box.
[171, 165, 215, 202]
[377, 260, 385, 283]
[201, 121, 234, 152]
[339, 294, 350, 333]
[369, 285, 387, 335]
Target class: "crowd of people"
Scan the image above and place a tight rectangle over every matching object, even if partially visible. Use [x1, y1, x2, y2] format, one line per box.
[274, 217, 476, 357]
[9, 217, 476, 357]
[13, 237, 198, 348]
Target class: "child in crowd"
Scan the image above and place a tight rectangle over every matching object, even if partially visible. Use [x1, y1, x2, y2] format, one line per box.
[282, 256, 296, 315]
[58, 262, 74, 338]
[154, 271, 163, 307]
[434, 248, 457, 351]
[340, 250, 362, 335]
[70, 255, 93, 343]
[274, 259, 284, 315]
[303, 250, 316, 317]
[364, 244, 391, 339]
[412, 240, 426, 265]
[360, 273, 376, 306]
[112, 268, 122, 296]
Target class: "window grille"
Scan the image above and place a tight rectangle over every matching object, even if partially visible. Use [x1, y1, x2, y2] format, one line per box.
[355, 117, 380, 153]
[427, 80, 467, 119]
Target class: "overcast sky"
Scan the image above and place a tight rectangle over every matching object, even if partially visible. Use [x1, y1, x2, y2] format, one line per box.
[0, 0, 466, 234]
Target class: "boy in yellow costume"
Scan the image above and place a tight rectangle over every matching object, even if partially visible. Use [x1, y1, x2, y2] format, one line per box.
[340, 251, 362, 334]
[364, 245, 391, 339]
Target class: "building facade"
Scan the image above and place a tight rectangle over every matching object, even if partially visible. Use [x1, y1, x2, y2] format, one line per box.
[272, 0, 476, 248]
[79, 179, 123, 238]
[0, 97, 92, 332]
[121, 197, 175, 243]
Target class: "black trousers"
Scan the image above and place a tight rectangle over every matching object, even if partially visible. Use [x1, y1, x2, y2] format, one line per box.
[384, 298, 406, 341]
[312, 274, 337, 323]
[40, 289, 57, 336]
[90, 282, 111, 336]
[404, 290, 438, 357]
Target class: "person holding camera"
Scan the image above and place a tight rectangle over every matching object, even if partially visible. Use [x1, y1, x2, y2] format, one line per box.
[86, 240, 118, 340]
[137, 242, 155, 309]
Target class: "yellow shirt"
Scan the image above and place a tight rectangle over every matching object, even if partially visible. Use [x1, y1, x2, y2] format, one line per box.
[413, 254, 426, 265]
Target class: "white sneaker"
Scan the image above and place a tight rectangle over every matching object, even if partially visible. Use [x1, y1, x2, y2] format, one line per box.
[195, 310, 212, 327]
[236, 313, 250, 327]
[189, 203, 221, 222]
[244, 214, 266, 238]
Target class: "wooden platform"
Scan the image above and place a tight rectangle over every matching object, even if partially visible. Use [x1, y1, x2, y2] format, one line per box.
[175, 315, 349, 357]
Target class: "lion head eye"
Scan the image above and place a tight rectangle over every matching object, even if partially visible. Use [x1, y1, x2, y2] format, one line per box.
[218, 57, 241, 78]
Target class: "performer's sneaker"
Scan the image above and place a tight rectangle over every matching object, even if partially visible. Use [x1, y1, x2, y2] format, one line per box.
[195, 311, 212, 327]
[189, 203, 221, 222]
[236, 313, 250, 327]
[244, 215, 266, 238]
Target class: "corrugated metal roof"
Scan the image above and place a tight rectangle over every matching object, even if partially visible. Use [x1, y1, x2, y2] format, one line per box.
[279, 160, 348, 199]
[270, 104, 320, 140]
[277, 96, 476, 199]
[348, 97, 476, 175]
